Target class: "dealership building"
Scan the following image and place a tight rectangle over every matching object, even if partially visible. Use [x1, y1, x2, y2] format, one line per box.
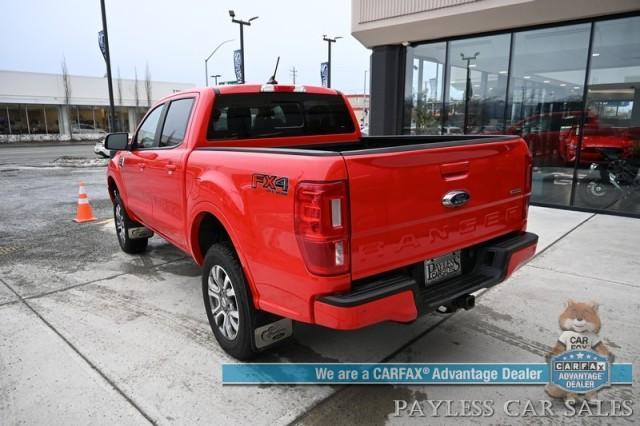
[352, 0, 640, 217]
[0, 70, 194, 141]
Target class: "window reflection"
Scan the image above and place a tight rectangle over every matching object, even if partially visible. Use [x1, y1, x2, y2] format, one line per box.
[574, 16, 640, 215]
[403, 42, 446, 134]
[506, 24, 591, 206]
[445, 34, 510, 134]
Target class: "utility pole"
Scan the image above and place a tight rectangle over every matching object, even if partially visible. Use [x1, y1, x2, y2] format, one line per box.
[290, 66, 298, 84]
[322, 35, 342, 88]
[229, 10, 258, 84]
[99, 0, 116, 132]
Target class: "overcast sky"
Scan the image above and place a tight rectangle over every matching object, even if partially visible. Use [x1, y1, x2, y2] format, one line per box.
[0, 0, 371, 93]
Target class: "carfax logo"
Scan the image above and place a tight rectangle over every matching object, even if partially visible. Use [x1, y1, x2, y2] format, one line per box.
[550, 350, 610, 394]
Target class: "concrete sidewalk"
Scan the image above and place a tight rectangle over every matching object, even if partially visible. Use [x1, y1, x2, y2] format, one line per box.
[1, 198, 638, 425]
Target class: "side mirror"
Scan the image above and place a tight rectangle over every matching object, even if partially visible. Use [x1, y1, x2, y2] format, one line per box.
[104, 132, 129, 150]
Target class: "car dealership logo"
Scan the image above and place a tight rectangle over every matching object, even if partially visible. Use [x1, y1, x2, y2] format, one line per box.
[550, 349, 610, 393]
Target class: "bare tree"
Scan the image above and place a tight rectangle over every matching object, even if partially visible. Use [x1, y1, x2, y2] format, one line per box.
[144, 62, 152, 108]
[134, 66, 140, 118]
[117, 66, 123, 107]
[116, 67, 123, 132]
[61, 56, 72, 134]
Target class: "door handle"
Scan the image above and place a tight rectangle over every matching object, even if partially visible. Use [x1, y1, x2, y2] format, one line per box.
[440, 161, 469, 181]
[166, 164, 177, 172]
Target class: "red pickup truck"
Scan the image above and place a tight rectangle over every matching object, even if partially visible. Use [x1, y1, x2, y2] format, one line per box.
[105, 84, 537, 359]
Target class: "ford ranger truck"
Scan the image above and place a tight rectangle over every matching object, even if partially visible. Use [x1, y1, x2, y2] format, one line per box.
[104, 84, 538, 359]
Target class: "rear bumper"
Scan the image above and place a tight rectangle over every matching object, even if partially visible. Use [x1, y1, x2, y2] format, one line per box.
[313, 232, 538, 330]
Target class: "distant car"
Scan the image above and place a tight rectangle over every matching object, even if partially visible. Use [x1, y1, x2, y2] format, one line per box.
[94, 138, 110, 157]
[95, 133, 130, 157]
[72, 123, 106, 134]
[443, 126, 463, 135]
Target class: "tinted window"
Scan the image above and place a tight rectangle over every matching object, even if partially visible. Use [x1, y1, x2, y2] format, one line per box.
[208, 93, 355, 140]
[160, 98, 195, 147]
[136, 106, 164, 148]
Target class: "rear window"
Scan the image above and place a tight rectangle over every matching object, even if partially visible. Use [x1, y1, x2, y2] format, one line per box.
[207, 93, 355, 140]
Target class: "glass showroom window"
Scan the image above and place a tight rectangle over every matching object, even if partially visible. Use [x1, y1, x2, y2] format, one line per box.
[403, 42, 446, 134]
[573, 16, 640, 215]
[26, 105, 47, 134]
[44, 106, 60, 133]
[116, 107, 129, 133]
[6, 104, 28, 134]
[0, 105, 9, 134]
[94, 106, 110, 132]
[445, 34, 510, 135]
[506, 24, 591, 207]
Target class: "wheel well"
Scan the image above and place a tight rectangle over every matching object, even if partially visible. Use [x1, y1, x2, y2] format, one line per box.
[107, 177, 117, 202]
[195, 213, 232, 261]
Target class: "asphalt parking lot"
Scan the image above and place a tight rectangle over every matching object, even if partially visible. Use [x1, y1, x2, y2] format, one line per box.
[0, 146, 638, 425]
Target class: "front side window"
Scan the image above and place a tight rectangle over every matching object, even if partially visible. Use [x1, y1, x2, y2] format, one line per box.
[135, 105, 164, 148]
[160, 98, 195, 147]
[207, 93, 354, 140]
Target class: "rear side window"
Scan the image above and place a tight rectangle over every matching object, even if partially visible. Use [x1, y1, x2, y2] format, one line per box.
[159, 98, 195, 147]
[207, 93, 355, 140]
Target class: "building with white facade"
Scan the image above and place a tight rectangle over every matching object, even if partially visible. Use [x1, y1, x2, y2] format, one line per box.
[0, 70, 195, 141]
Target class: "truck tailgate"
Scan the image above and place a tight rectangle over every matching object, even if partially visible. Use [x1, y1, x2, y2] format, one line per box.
[344, 138, 530, 280]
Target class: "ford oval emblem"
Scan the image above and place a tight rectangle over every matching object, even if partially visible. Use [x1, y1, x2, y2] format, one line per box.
[442, 190, 470, 208]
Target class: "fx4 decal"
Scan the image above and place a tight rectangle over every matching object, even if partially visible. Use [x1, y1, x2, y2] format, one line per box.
[252, 173, 289, 195]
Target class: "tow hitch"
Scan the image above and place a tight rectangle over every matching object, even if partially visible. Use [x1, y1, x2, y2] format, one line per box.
[437, 294, 476, 314]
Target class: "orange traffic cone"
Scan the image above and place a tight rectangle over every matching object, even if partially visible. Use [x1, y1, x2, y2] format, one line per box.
[73, 182, 97, 223]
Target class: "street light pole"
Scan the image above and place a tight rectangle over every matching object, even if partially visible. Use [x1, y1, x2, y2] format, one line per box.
[322, 35, 342, 88]
[460, 51, 480, 134]
[99, 0, 116, 132]
[229, 10, 258, 84]
[205, 39, 234, 86]
[210, 74, 221, 85]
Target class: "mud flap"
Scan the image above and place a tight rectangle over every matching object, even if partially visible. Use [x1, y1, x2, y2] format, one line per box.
[128, 227, 154, 239]
[253, 318, 293, 350]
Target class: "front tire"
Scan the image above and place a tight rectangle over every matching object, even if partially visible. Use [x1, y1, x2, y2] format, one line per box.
[577, 178, 620, 209]
[202, 243, 257, 360]
[113, 194, 148, 254]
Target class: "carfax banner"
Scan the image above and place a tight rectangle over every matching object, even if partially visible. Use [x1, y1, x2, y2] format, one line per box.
[223, 362, 632, 386]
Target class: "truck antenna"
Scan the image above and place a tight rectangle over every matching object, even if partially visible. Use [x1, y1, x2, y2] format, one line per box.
[267, 57, 280, 84]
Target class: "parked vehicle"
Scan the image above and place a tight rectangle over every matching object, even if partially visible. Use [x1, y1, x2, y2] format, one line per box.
[105, 84, 537, 359]
[94, 138, 111, 157]
[577, 148, 640, 209]
[72, 123, 106, 134]
[507, 111, 633, 166]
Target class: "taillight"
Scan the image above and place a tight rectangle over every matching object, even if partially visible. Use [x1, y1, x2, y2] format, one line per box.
[294, 181, 350, 276]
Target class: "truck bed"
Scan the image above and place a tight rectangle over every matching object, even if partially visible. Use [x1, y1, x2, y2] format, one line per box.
[198, 135, 521, 156]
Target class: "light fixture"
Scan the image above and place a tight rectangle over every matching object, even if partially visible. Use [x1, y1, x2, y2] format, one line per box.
[401, 41, 410, 47]
[523, 75, 531, 79]
[499, 70, 507, 74]
[592, 52, 600, 57]
[543, 80, 550, 83]
[573, 86, 580, 89]
[560, 83, 567, 87]
[469, 64, 477, 67]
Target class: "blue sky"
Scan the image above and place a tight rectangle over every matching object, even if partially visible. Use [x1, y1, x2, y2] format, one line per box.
[0, 0, 371, 93]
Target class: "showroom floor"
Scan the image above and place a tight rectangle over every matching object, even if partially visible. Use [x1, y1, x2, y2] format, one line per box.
[0, 163, 637, 425]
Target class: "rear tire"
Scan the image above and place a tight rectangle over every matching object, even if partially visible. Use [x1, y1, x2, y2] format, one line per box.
[113, 193, 148, 254]
[202, 243, 258, 360]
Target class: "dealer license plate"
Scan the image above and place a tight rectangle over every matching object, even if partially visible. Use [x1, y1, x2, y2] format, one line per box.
[424, 250, 461, 286]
